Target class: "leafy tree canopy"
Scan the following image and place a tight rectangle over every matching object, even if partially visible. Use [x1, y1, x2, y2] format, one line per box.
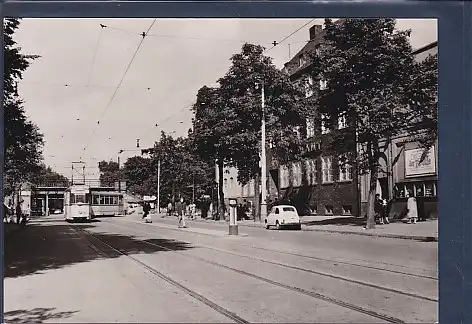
[3, 18, 44, 195]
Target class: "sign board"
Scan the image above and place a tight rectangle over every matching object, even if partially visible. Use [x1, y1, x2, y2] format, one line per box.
[229, 198, 237, 207]
[405, 146, 436, 177]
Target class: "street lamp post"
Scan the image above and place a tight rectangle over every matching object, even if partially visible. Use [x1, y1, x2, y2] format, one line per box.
[260, 82, 268, 223]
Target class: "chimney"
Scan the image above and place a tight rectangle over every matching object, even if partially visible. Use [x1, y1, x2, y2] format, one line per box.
[309, 24, 322, 40]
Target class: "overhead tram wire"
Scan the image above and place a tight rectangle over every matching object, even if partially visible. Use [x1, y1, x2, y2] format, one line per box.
[86, 24, 105, 87]
[82, 19, 157, 153]
[100, 22, 271, 46]
[139, 102, 193, 143]
[264, 19, 316, 54]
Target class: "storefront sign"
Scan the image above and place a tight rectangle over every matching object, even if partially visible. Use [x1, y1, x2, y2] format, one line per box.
[405, 146, 436, 177]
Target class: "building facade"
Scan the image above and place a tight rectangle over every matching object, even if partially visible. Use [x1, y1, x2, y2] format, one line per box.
[271, 23, 360, 217]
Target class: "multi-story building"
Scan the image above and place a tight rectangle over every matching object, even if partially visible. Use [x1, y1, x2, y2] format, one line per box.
[272, 23, 360, 217]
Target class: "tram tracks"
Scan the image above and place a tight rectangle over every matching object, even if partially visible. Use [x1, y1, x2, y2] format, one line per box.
[110, 217, 438, 280]
[68, 223, 249, 324]
[68, 221, 435, 324]
[104, 218, 438, 303]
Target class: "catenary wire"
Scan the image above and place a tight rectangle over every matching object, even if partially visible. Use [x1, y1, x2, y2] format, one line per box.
[82, 19, 157, 153]
[264, 19, 315, 53]
[86, 24, 105, 86]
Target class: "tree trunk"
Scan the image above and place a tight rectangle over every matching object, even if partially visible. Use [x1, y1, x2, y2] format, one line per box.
[254, 173, 261, 222]
[217, 159, 225, 221]
[365, 140, 380, 229]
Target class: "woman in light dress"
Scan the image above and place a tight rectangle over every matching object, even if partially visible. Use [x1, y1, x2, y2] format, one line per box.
[405, 191, 418, 224]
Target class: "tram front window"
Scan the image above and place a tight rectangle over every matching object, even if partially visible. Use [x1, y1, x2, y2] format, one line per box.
[75, 194, 86, 204]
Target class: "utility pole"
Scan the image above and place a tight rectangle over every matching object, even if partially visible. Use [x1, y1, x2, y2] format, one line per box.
[157, 159, 161, 214]
[192, 176, 195, 204]
[260, 82, 268, 223]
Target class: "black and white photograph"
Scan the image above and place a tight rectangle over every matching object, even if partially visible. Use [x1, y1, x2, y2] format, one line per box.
[4, 17, 438, 323]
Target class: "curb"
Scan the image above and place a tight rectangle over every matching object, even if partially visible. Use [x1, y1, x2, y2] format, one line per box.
[181, 218, 438, 242]
[301, 227, 438, 242]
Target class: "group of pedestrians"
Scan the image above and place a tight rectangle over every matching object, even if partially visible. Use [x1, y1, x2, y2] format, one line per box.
[375, 191, 420, 225]
[3, 199, 27, 226]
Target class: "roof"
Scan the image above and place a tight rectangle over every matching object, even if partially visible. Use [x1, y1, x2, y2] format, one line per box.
[283, 19, 344, 79]
[412, 41, 438, 55]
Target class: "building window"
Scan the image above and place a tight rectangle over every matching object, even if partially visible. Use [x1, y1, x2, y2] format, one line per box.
[342, 205, 352, 215]
[293, 126, 301, 140]
[249, 179, 255, 196]
[299, 54, 306, 67]
[338, 153, 353, 181]
[225, 169, 230, 174]
[321, 113, 330, 134]
[320, 79, 327, 90]
[305, 76, 314, 98]
[305, 159, 318, 185]
[338, 111, 348, 129]
[316, 141, 321, 150]
[321, 156, 333, 183]
[306, 118, 315, 138]
[325, 205, 334, 215]
[292, 162, 302, 187]
[224, 178, 228, 190]
[279, 165, 290, 189]
[230, 177, 234, 190]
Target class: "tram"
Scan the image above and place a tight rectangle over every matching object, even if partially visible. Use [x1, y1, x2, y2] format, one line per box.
[64, 184, 91, 221]
[90, 191, 124, 217]
[64, 184, 124, 222]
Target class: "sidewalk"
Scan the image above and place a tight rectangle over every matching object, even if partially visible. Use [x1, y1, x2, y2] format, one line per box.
[123, 214, 248, 238]
[176, 215, 438, 242]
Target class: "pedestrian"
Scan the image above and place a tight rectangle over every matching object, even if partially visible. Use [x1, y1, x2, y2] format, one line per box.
[142, 201, 151, 221]
[16, 200, 23, 224]
[381, 197, 390, 224]
[405, 191, 418, 224]
[374, 194, 384, 224]
[176, 197, 187, 228]
[167, 202, 172, 217]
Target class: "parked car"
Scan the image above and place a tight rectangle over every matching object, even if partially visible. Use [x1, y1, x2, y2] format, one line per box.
[265, 205, 302, 230]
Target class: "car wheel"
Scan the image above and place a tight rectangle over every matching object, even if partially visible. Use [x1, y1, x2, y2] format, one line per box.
[296, 223, 302, 230]
[265, 220, 270, 229]
[276, 221, 281, 230]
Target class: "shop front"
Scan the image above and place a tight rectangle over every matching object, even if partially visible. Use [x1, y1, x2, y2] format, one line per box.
[389, 139, 438, 220]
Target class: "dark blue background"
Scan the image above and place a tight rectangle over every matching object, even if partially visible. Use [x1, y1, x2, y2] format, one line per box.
[1, 1, 470, 323]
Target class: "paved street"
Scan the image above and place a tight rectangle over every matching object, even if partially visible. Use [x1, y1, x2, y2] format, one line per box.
[4, 214, 438, 323]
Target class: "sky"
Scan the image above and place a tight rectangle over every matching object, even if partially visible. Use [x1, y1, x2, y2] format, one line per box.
[14, 18, 437, 179]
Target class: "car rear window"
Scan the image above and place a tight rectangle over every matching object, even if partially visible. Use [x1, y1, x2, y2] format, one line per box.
[283, 207, 296, 212]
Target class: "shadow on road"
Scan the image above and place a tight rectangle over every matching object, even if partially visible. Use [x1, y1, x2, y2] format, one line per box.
[4, 307, 79, 323]
[4, 220, 195, 279]
[303, 216, 365, 227]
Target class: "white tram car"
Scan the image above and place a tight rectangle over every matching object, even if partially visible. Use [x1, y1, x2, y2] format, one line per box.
[64, 184, 92, 221]
[64, 184, 124, 222]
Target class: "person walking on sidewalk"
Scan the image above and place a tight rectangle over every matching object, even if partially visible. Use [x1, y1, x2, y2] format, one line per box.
[405, 191, 418, 224]
[142, 202, 151, 219]
[167, 202, 172, 217]
[176, 197, 187, 228]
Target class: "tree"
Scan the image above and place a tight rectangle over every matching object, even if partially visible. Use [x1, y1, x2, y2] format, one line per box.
[308, 19, 419, 229]
[34, 165, 69, 186]
[98, 161, 122, 186]
[122, 156, 155, 197]
[192, 85, 237, 219]
[217, 43, 309, 220]
[3, 18, 44, 196]
[404, 53, 438, 154]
